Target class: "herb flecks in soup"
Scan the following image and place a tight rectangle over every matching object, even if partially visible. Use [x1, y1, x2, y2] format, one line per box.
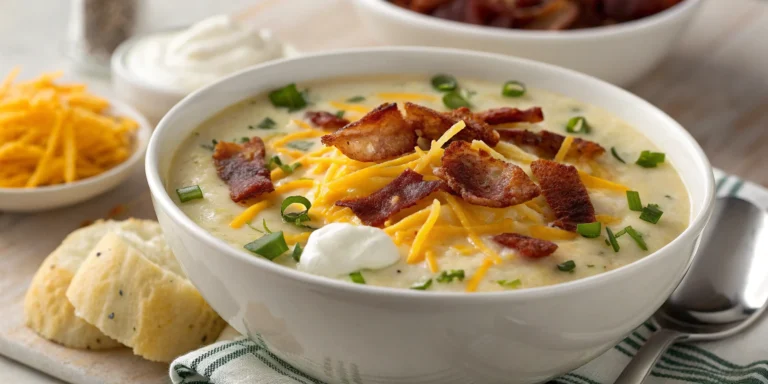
[169, 76, 689, 293]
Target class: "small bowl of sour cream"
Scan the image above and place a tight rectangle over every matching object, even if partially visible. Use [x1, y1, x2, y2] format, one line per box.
[111, 15, 297, 124]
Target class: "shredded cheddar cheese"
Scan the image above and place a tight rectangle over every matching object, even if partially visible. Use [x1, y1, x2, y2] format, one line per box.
[0, 69, 137, 188]
[229, 201, 271, 229]
[329, 101, 369, 114]
[578, 170, 630, 191]
[596, 214, 622, 225]
[425, 250, 439, 273]
[554, 136, 574, 162]
[376, 92, 437, 102]
[529, 225, 578, 241]
[466, 258, 494, 292]
[407, 199, 442, 263]
[470, 140, 507, 161]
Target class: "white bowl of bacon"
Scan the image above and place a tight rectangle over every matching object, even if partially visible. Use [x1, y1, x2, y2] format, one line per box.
[353, 0, 703, 86]
[146, 47, 714, 383]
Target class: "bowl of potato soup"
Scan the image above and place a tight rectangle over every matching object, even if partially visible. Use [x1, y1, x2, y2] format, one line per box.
[146, 47, 714, 384]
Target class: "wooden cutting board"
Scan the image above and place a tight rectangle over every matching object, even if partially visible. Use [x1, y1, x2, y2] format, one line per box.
[0, 169, 170, 384]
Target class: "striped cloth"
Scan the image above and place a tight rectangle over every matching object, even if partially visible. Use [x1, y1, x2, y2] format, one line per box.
[170, 170, 768, 384]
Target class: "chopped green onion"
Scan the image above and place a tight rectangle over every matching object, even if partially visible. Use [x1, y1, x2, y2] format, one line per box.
[200, 139, 218, 151]
[624, 226, 648, 251]
[176, 185, 203, 202]
[436, 269, 465, 283]
[501, 80, 526, 97]
[587, 264, 595, 268]
[442, 91, 471, 109]
[349, 271, 366, 284]
[431, 74, 458, 92]
[566, 116, 591, 134]
[281, 196, 312, 225]
[244, 231, 288, 260]
[606, 227, 620, 252]
[576, 222, 601, 238]
[410, 279, 433, 290]
[611, 147, 626, 163]
[335, 110, 345, 118]
[268, 84, 307, 111]
[291, 243, 303, 262]
[497, 279, 522, 288]
[262, 219, 272, 234]
[268, 156, 301, 175]
[640, 204, 664, 224]
[246, 222, 264, 233]
[239, 137, 250, 143]
[626, 191, 643, 211]
[286, 140, 314, 151]
[614, 229, 627, 238]
[346, 95, 365, 103]
[557, 260, 576, 272]
[636, 150, 666, 168]
[255, 117, 276, 129]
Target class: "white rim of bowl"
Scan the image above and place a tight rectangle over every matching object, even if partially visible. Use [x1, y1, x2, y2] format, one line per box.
[0, 97, 152, 195]
[356, 0, 703, 40]
[147, 46, 715, 302]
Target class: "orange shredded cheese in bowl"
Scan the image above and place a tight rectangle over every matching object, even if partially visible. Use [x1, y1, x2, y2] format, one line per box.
[0, 69, 151, 212]
[0, 69, 139, 189]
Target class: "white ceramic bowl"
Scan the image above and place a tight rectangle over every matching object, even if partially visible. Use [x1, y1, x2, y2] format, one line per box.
[353, 0, 703, 86]
[0, 99, 151, 212]
[147, 48, 715, 384]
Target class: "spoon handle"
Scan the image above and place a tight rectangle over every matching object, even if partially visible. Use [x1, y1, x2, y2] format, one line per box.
[613, 328, 686, 384]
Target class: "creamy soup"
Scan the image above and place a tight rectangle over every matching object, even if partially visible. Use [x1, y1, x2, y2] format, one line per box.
[168, 76, 689, 293]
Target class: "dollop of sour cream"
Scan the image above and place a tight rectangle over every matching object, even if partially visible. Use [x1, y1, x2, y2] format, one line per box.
[125, 15, 288, 92]
[297, 223, 400, 278]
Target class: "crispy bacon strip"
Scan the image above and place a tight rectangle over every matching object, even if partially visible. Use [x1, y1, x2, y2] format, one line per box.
[321, 103, 417, 162]
[530, 159, 595, 231]
[475, 107, 544, 125]
[492, 233, 558, 258]
[404, 102, 500, 146]
[213, 137, 274, 203]
[305, 111, 350, 131]
[436, 141, 540, 207]
[335, 169, 445, 227]
[498, 129, 605, 160]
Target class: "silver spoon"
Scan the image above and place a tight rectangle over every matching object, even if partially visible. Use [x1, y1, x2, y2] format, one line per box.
[614, 196, 768, 384]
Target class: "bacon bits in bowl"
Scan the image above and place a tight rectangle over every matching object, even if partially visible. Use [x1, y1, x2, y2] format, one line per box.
[353, 0, 703, 86]
[0, 69, 151, 212]
[146, 48, 714, 383]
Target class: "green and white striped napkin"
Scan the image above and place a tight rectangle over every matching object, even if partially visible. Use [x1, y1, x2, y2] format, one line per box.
[170, 170, 768, 384]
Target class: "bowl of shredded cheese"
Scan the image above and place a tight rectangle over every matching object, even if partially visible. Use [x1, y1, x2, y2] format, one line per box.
[0, 68, 151, 212]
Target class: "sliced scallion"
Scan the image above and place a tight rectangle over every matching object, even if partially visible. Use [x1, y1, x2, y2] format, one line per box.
[256, 117, 276, 129]
[606, 227, 620, 252]
[636, 150, 666, 168]
[268, 84, 307, 111]
[176, 185, 203, 202]
[624, 226, 648, 251]
[557, 260, 576, 272]
[611, 147, 626, 163]
[431, 74, 458, 92]
[262, 219, 272, 234]
[501, 80, 526, 97]
[576, 222, 601, 238]
[286, 140, 314, 152]
[497, 279, 522, 288]
[442, 91, 471, 110]
[280, 196, 312, 225]
[346, 95, 365, 103]
[436, 269, 465, 283]
[614, 228, 627, 238]
[639, 204, 664, 224]
[349, 271, 366, 284]
[566, 116, 591, 134]
[268, 156, 301, 175]
[244, 231, 288, 260]
[410, 279, 433, 290]
[626, 190, 643, 211]
[335, 110, 345, 118]
[291, 243, 303, 262]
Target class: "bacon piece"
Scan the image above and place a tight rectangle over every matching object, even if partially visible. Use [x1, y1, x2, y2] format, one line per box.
[530, 159, 595, 231]
[335, 169, 445, 227]
[305, 111, 350, 131]
[436, 141, 540, 207]
[492, 233, 558, 258]
[404, 102, 500, 146]
[321, 103, 417, 162]
[498, 129, 605, 160]
[475, 107, 544, 125]
[213, 137, 274, 203]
